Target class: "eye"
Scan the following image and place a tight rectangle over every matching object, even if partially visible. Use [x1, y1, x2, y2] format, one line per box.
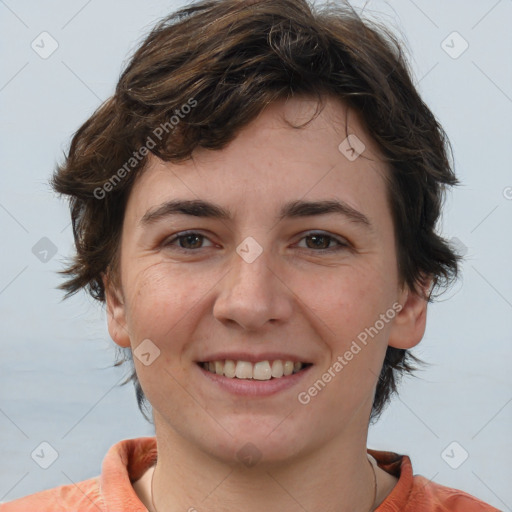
[296, 232, 349, 251]
[162, 231, 349, 253]
[163, 231, 214, 251]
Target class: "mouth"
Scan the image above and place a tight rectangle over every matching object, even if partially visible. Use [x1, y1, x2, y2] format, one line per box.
[197, 359, 313, 380]
[196, 359, 313, 397]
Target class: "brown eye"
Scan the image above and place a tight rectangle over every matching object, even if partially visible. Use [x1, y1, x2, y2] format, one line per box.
[163, 232, 214, 251]
[305, 234, 332, 249]
[178, 234, 204, 249]
[297, 232, 349, 252]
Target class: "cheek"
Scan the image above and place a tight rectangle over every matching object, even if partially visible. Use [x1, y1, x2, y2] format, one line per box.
[299, 269, 396, 414]
[298, 262, 396, 341]
[123, 263, 201, 337]
[122, 265, 205, 406]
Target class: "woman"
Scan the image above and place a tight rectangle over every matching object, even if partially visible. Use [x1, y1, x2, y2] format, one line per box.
[3, 0, 499, 510]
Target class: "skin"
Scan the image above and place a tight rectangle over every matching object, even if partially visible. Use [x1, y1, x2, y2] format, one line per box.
[104, 96, 428, 512]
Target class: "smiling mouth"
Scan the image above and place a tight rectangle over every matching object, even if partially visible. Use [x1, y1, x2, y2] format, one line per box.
[198, 360, 312, 380]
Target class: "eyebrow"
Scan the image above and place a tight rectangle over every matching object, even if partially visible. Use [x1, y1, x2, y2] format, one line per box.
[140, 198, 372, 228]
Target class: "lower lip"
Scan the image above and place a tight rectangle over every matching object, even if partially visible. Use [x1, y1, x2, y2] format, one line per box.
[196, 363, 313, 397]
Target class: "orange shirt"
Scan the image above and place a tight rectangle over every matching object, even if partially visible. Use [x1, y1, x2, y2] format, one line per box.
[1, 437, 499, 511]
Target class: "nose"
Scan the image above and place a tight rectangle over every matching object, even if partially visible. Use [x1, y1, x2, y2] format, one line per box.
[213, 249, 293, 331]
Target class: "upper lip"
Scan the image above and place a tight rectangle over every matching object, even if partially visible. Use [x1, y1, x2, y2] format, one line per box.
[197, 352, 313, 364]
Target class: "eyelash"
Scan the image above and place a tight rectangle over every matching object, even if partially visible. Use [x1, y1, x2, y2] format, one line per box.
[163, 231, 350, 253]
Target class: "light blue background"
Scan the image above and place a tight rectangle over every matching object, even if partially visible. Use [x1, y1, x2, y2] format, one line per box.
[0, 0, 511, 509]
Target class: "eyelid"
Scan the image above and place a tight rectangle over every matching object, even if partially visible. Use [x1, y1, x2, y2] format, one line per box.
[162, 230, 215, 250]
[294, 230, 351, 251]
[163, 229, 350, 253]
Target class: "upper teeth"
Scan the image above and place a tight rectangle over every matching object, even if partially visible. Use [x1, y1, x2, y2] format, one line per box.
[201, 360, 305, 380]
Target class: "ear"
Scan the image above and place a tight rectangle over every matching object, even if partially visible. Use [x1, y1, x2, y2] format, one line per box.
[102, 272, 131, 348]
[388, 281, 431, 349]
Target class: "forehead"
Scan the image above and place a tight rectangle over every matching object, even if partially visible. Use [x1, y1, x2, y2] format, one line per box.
[125, 96, 389, 224]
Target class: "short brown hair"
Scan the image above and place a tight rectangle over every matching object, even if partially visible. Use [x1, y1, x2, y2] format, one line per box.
[52, 0, 459, 421]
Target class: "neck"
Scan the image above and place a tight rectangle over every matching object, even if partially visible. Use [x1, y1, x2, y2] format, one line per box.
[150, 417, 379, 512]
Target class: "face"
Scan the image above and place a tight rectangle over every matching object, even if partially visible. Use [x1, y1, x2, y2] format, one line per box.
[105, 96, 426, 466]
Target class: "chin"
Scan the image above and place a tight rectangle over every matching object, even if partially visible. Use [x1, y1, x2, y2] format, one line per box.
[202, 420, 311, 468]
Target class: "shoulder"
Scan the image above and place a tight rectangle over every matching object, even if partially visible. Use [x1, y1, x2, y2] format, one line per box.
[368, 449, 500, 512]
[1, 436, 156, 512]
[407, 475, 501, 512]
[0, 477, 105, 512]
